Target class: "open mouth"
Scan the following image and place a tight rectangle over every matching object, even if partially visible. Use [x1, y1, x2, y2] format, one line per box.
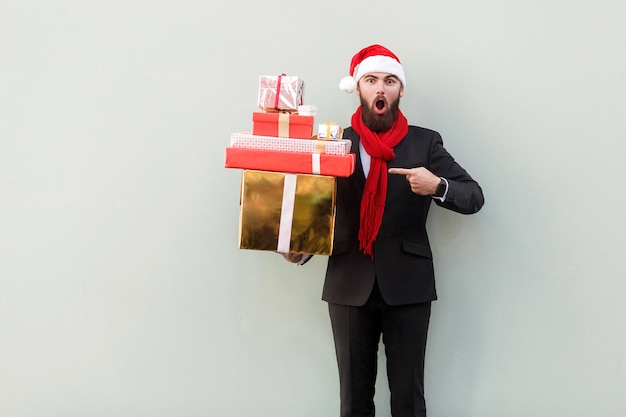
[374, 97, 386, 114]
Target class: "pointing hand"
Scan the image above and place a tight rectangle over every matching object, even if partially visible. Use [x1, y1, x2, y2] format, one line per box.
[388, 167, 441, 196]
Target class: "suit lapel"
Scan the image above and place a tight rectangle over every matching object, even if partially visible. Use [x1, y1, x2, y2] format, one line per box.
[348, 129, 367, 190]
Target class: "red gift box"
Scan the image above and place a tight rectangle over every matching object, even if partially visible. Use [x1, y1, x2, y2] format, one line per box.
[224, 147, 356, 177]
[252, 112, 314, 139]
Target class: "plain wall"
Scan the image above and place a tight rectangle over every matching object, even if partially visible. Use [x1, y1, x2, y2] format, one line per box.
[1, 1, 625, 416]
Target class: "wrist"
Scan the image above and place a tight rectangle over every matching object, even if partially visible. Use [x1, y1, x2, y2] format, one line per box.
[433, 178, 445, 197]
[433, 177, 448, 199]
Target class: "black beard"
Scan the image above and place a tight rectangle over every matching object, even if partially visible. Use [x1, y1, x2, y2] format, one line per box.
[360, 95, 400, 132]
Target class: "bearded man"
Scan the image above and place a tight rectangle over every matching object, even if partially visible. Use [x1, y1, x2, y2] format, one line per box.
[285, 44, 485, 417]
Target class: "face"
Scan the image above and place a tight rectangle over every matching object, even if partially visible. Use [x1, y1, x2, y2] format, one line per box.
[357, 72, 404, 132]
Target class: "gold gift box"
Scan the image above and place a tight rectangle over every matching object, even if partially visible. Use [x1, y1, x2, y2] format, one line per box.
[239, 170, 336, 255]
[317, 122, 344, 140]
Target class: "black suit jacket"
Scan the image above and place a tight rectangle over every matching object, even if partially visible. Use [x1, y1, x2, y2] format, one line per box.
[321, 126, 484, 306]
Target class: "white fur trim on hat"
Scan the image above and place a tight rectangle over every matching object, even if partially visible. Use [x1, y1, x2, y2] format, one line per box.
[353, 55, 405, 87]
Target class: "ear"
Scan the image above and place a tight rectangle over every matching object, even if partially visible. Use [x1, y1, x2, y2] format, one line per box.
[399, 85, 404, 97]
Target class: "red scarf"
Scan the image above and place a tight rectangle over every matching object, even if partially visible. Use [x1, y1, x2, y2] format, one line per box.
[351, 106, 409, 258]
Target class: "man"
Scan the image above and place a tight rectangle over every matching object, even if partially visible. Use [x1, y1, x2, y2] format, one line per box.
[284, 44, 484, 417]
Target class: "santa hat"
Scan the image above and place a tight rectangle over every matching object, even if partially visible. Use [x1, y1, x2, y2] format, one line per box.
[339, 44, 406, 94]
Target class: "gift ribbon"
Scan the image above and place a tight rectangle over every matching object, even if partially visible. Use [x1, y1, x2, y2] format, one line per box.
[315, 140, 326, 154]
[277, 173, 297, 253]
[274, 73, 286, 110]
[278, 112, 290, 137]
[311, 154, 321, 175]
[325, 122, 333, 140]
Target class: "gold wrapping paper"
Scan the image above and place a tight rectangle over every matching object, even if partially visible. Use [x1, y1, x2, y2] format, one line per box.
[239, 170, 336, 255]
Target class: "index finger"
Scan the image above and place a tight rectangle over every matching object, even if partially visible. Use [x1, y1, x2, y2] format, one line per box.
[388, 167, 412, 175]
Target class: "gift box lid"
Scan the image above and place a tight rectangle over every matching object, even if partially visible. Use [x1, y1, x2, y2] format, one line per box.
[252, 112, 314, 126]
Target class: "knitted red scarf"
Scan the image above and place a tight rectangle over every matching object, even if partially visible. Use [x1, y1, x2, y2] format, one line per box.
[351, 106, 409, 258]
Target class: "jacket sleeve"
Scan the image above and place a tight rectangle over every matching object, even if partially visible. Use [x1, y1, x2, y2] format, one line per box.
[429, 131, 485, 214]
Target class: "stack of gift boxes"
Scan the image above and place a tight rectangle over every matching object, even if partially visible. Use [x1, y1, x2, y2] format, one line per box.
[225, 74, 356, 256]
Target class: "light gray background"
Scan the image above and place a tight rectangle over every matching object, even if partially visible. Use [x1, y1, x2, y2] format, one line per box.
[1, 1, 625, 416]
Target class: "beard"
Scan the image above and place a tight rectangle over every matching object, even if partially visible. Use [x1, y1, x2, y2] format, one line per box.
[360, 94, 400, 133]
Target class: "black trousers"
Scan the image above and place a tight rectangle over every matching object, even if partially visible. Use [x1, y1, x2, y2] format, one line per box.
[328, 281, 432, 417]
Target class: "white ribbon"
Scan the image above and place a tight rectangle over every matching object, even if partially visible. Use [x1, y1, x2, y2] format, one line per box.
[311, 154, 321, 175]
[277, 174, 297, 253]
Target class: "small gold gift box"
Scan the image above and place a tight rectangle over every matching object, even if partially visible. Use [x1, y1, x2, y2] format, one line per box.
[239, 170, 336, 255]
[317, 122, 344, 140]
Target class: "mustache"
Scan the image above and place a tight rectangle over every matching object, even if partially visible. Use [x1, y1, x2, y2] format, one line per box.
[374, 94, 387, 105]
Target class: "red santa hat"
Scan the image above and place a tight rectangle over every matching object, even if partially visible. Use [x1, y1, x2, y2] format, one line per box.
[339, 44, 406, 94]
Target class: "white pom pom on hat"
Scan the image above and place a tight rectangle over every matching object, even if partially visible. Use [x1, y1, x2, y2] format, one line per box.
[339, 44, 406, 94]
[339, 76, 357, 93]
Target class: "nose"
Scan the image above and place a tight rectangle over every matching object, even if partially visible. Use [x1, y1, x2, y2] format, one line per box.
[376, 80, 385, 94]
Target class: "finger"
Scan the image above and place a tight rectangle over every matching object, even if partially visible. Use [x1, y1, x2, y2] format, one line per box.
[388, 168, 412, 175]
